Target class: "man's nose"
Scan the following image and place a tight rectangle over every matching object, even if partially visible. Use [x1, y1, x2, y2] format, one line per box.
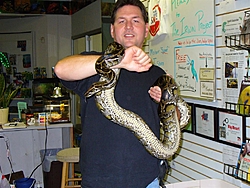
[126, 22, 133, 30]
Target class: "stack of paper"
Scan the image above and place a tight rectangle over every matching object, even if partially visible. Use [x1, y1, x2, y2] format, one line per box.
[1, 122, 27, 129]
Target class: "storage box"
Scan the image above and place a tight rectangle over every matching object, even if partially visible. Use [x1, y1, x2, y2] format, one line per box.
[165, 179, 239, 188]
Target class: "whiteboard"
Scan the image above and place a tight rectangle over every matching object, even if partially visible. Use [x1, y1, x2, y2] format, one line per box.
[149, 0, 215, 100]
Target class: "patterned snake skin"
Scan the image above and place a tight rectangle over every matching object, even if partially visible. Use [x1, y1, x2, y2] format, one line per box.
[85, 42, 190, 159]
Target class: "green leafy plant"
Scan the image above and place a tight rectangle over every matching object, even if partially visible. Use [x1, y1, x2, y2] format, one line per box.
[0, 74, 20, 108]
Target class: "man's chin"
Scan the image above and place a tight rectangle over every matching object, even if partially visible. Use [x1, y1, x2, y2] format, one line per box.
[123, 41, 137, 48]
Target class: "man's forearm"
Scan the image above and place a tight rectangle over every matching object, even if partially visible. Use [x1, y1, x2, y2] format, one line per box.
[54, 54, 100, 81]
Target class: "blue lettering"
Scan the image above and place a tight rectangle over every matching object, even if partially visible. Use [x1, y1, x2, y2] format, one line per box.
[171, 0, 191, 11]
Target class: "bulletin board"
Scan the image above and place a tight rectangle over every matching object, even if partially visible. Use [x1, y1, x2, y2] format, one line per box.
[0, 31, 34, 74]
[149, 0, 215, 100]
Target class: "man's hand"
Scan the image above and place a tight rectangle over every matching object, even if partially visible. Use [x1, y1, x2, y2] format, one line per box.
[112, 46, 152, 72]
[148, 86, 161, 102]
[149, 85, 181, 120]
[148, 73, 176, 102]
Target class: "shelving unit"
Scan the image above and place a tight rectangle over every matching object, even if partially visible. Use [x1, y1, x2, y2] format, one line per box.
[225, 10, 250, 51]
[224, 164, 250, 183]
[225, 102, 250, 116]
[224, 11, 250, 183]
[224, 140, 250, 184]
[224, 10, 250, 114]
[225, 34, 250, 51]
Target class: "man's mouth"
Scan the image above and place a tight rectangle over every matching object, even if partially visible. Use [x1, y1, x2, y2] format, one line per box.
[124, 33, 134, 37]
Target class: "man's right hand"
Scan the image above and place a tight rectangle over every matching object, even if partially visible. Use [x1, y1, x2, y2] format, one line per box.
[112, 46, 152, 72]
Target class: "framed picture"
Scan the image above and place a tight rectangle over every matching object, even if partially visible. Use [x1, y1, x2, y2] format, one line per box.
[217, 108, 246, 147]
[182, 102, 194, 133]
[194, 104, 216, 140]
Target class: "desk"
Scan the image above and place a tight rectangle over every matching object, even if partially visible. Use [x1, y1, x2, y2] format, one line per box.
[0, 123, 73, 187]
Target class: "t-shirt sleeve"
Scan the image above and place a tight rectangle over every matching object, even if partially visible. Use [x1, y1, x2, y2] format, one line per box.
[61, 79, 78, 91]
[58, 51, 103, 96]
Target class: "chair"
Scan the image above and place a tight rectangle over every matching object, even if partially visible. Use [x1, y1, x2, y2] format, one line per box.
[56, 147, 81, 188]
[17, 102, 27, 119]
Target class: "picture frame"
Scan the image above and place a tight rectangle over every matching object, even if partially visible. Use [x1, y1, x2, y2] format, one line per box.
[194, 104, 216, 140]
[182, 102, 194, 133]
[217, 108, 246, 147]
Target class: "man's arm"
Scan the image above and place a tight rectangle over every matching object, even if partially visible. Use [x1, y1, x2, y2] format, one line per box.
[54, 46, 152, 81]
[54, 54, 99, 81]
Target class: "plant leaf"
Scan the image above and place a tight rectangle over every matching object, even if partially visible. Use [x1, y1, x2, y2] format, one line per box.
[0, 75, 20, 108]
[0, 74, 5, 97]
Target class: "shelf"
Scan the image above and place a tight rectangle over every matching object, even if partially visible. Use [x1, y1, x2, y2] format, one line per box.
[225, 34, 250, 52]
[223, 140, 250, 184]
[9, 113, 18, 115]
[225, 102, 250, 116]
[225, 10, 250, 52]
[224, 164, 250, 184]
[0, 13, 44, 19]
[13, 98, 31, 100]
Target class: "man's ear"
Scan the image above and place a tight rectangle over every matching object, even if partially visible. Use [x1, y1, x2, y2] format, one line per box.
[110, 25, 114, 38]
[145, 23, 149, 38]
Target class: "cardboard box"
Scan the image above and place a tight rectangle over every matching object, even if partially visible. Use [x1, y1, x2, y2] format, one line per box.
[165, 179, 239, 188]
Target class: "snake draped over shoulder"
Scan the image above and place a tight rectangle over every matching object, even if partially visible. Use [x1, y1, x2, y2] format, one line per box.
[85, 42, 190, 160]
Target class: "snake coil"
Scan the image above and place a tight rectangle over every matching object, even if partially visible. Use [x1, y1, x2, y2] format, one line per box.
[85, 42, 190, 159]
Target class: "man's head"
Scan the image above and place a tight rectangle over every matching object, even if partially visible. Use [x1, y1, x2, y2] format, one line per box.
[111, 0, 148, 24]
[110, 0, 149, 49]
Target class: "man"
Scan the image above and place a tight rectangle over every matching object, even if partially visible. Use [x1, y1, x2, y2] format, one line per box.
[54, 0, 165, 187]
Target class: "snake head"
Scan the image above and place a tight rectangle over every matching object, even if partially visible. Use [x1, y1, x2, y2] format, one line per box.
[105, 42, 124, 58]
[85, 42, 124, 99]
[153, 74, 179, 104]
[95, 42, 124, 77]
[105, 42, 124, 55]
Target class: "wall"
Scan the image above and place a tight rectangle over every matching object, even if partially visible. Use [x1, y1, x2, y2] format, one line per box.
[0, 15, 71, 77]
[142, 0, 250, 187]
[71, 0, 102, 39]
[71, 0, 114, 51]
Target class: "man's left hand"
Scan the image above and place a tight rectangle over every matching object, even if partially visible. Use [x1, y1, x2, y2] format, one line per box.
[148, 86, 161, 102]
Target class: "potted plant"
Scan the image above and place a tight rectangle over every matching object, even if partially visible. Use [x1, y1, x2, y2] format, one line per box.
[0, 74, 20, 124]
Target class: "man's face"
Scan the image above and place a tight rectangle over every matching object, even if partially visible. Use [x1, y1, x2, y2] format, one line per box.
[110, 5, 149, 49]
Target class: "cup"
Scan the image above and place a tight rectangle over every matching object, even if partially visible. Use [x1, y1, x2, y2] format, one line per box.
[27, 117, 35, 126]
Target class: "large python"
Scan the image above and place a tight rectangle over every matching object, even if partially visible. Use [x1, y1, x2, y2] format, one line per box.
[85, 42, 190, 160]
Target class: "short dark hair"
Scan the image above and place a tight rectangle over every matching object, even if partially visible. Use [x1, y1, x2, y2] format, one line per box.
[111, 0, 148, 24]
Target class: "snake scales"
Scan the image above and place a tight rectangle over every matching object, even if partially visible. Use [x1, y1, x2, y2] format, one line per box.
[85, 42, 190, 159]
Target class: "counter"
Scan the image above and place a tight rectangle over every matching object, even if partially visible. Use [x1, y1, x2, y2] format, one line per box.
[0, 123, 73, 187]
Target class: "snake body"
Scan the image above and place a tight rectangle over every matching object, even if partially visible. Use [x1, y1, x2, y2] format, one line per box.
[85, 42, 190, 159]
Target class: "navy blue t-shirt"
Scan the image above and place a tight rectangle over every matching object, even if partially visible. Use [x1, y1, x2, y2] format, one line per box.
[61, 65, 165, 188]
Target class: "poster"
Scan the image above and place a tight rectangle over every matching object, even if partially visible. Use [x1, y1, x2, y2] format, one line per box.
[195, 106, 215, 138]
[222, 49, 247, 108]
[221, 12, 243, 42]
[218, 111, 243, 146]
